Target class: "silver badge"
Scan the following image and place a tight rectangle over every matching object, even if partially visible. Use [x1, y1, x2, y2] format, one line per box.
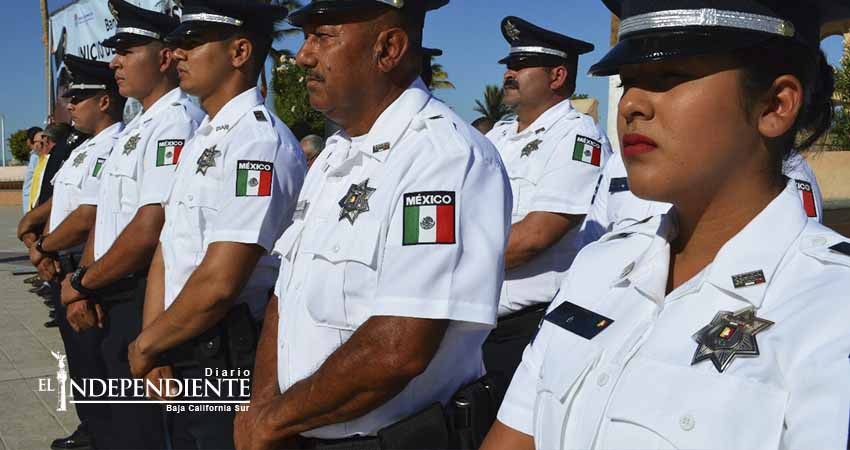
[521, 139, 542, 157]
[338, 179, 376, 225]
[123, 134, 141, 155]
[691, 307, 774, 373]
[72, 151, 87, 167]
[196, 145, 221, 175]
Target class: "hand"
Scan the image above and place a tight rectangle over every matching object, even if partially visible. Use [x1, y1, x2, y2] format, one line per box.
[29, 243, 45, 267]
[61, 274, 84, 306]
[17, 216, 36, 240]
[128, 338, 157, 379]
[21, 232, 38, 249]
[37, 257, 57, 281]
[144, 366, 178, 400]
[234, 402, 286, 450]
[66, 300, 102, 332]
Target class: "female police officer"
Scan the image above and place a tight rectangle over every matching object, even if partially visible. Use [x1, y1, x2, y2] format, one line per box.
[482, 1, 850, 449]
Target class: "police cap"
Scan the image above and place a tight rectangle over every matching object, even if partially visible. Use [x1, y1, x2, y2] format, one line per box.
[498, 16, 594, 68]
[61, 54, 118, 98]
[165, 0, 289, 45]
[590, 0, 850, 76]
[101, 0, 179, 49]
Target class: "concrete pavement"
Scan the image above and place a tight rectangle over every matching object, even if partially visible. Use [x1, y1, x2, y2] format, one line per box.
[0, 206, 79, 450]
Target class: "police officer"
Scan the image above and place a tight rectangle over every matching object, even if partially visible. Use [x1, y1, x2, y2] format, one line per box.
[581, 150, 825, 244]
[126, 1, 305, 448]
[27, 54, 124, 450]
[483, 1, 850, 449]
[233, 1, 511, 448]
[59, 2, 202, 448]
[483, 16, 611, 404]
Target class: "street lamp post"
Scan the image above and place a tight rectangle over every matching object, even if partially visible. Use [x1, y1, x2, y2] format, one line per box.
[0, 113, 6, 167]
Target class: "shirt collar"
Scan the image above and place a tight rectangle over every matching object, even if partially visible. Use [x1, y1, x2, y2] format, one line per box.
[331, 78, 432, 163]
[507, 98, 577, 140]
[703, 179, 808, 307]
[139, 87, 184, 123]
[85, 122, 124, 149]
[198, 87, 264, 137]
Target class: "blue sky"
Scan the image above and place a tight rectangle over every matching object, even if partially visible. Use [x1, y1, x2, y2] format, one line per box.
[0, 1, 846, 163]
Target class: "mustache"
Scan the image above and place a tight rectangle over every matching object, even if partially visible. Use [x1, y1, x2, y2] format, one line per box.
[503, 78, 519, 89]
[305, 71, 325, 82]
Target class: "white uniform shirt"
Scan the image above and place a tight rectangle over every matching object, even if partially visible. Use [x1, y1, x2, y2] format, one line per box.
[161, 87, 305, 318]
[486, 99, 612, 316]
[94, 87, 204, 259]
[581, 151, 824, 244]
[49, 122, 123, 233]
[273, 79, 512, 438]
[499, 179, 850, 450]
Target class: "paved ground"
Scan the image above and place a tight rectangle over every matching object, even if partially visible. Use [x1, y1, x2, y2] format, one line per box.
[0, 207, 79, 450]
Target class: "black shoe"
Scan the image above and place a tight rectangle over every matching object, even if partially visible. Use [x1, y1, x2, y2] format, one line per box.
[49, 310, 56, 318]
[23, 275, 40, 285]
[51, 425, 93, 450]
[44, 299, 54, 307]
[44, 319, 58, 328]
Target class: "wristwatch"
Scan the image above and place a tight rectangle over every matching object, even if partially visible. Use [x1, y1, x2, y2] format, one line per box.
[70, 266, 98, 298]
[35, 236, 57, 258]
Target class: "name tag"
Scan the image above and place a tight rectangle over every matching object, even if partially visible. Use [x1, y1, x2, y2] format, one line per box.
[609, 177, 629, 193]
[545, 301, 614, 340]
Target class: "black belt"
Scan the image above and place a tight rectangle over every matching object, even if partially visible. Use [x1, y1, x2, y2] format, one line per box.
[492, 303, 548, 338]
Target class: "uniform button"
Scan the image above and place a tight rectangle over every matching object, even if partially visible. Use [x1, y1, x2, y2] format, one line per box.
[620, 262, 635, 278]
[187, 194, 194, 202]
[596, 373, 609, 387]
[332, 244, 340, 253]
[679, 414, 695, 431]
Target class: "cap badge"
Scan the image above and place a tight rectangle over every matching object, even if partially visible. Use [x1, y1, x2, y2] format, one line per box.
[504, 20, 521, 42]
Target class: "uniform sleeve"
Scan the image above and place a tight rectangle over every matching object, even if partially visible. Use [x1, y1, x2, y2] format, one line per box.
[781, 278, 850, 449]
[528, 123, 609, 215]
[373, 141, 511, 327]
[208, 132, 306, 252]
[138, 111, 197, 206]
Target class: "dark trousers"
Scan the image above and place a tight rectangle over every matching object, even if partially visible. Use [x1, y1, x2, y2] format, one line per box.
[482, 305, 548, 407]
[98, 277, 166, 449]
[52, 288, 113, 447]
[168, 366, 238, 450]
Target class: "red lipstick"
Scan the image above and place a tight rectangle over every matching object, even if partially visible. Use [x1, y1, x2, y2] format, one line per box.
[622, 133, 657, 157]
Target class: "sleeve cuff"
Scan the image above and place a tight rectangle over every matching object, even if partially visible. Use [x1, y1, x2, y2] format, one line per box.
[496, 400, 534, 436]
[530, 190, 592, 216]
[372, 296, 497, 329]
[209, 230, 275, 253]
[78, 195, 99, 206]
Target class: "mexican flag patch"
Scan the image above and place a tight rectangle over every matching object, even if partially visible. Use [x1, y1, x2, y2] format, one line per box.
[795, 179, 817, 218]
[156, 140, 184, 167]
[91, 158, 106, 178]
[573, 135, 602, 166]
[236, 160, 273, 197]
[403, 191, 456, 245]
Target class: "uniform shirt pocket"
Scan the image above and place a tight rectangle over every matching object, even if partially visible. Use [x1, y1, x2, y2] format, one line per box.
[601, 357, 787, 450]
[111, 155, 140, 213]
[302, 217, 383, 330]
[177, 179, 221, 257]
[534, 325, 604, 450]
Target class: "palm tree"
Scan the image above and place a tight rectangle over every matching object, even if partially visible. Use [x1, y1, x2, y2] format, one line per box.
[474, 85, 511, 123]
[429, 61, 455, 90]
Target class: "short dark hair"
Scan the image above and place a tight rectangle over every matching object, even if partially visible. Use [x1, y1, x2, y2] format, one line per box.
[106, 90, 128, 120]
[43, 123, 72, 144]
[733, 40, 834, 170]
[26, 127, 43, 142]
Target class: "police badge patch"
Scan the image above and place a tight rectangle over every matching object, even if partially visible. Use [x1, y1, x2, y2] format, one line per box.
[402, 191, 456, 245]
[196, 145, 221, 175]
[338, 179, 376, 224]
[521, 139, 542, 157]
[691, 307, 774, 372]
[72, 151, 87, 168]
[123, 134, 141, 155]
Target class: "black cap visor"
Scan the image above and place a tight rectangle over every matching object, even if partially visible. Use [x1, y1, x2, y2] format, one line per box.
[164, 21, 239, 48]
[589, 29, 772, 76]
[102, 32, 158, 49]
[499, 53, 570, 69]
